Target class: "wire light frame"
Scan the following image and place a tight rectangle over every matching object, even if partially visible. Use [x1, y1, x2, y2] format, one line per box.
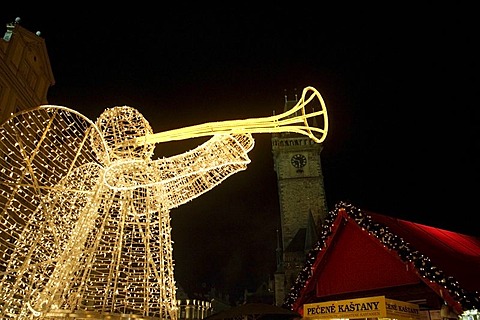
[0, 86, 328, 319]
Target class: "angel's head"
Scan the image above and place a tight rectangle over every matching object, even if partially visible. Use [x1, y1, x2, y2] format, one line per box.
[91, 106, 155, 164]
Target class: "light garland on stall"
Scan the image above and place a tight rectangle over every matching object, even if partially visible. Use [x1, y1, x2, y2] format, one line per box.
[0, 87, 328, 319]
[282, 201, 480, 317]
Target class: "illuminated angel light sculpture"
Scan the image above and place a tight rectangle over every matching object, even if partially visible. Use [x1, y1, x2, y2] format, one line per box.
[0, 86, 328, 319]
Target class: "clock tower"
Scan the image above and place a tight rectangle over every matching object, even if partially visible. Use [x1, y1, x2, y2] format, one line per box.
[272, 91, 328, 306]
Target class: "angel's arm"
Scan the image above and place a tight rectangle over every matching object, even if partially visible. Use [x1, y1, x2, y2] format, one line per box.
[160, 133, 254, 208]
[103, 133, 254, 209]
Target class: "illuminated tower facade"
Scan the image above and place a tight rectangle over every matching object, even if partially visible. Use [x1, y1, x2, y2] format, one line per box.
[271, 91, 328, 306]
[0, 18, 55, 123]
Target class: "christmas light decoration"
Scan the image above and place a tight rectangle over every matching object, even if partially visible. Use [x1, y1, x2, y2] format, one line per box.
[0, 87, 328, 319]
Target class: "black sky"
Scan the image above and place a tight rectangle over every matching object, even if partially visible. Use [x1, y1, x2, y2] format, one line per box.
[1, 6, 477, 301]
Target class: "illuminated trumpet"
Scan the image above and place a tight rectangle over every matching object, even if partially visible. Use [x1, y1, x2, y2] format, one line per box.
[134, 86, 328, 146]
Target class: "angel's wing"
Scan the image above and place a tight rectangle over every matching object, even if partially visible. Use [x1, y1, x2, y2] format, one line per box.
[0, 106, 107, 318]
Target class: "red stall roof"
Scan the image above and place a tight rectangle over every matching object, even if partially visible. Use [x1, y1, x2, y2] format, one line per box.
[284, 201, 480, 316]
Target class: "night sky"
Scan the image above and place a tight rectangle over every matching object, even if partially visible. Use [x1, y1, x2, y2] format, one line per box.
[1, 6, 476, 302]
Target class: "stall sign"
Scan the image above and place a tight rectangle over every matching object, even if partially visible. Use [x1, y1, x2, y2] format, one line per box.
[304, 296, 420, 320]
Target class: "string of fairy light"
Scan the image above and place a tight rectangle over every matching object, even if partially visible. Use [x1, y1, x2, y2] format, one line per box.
[0, 87, 328, 319]
[282, 201, 480, 317]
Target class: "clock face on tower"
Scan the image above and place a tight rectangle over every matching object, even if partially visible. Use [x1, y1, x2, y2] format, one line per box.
[290, 154, 307, 168]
